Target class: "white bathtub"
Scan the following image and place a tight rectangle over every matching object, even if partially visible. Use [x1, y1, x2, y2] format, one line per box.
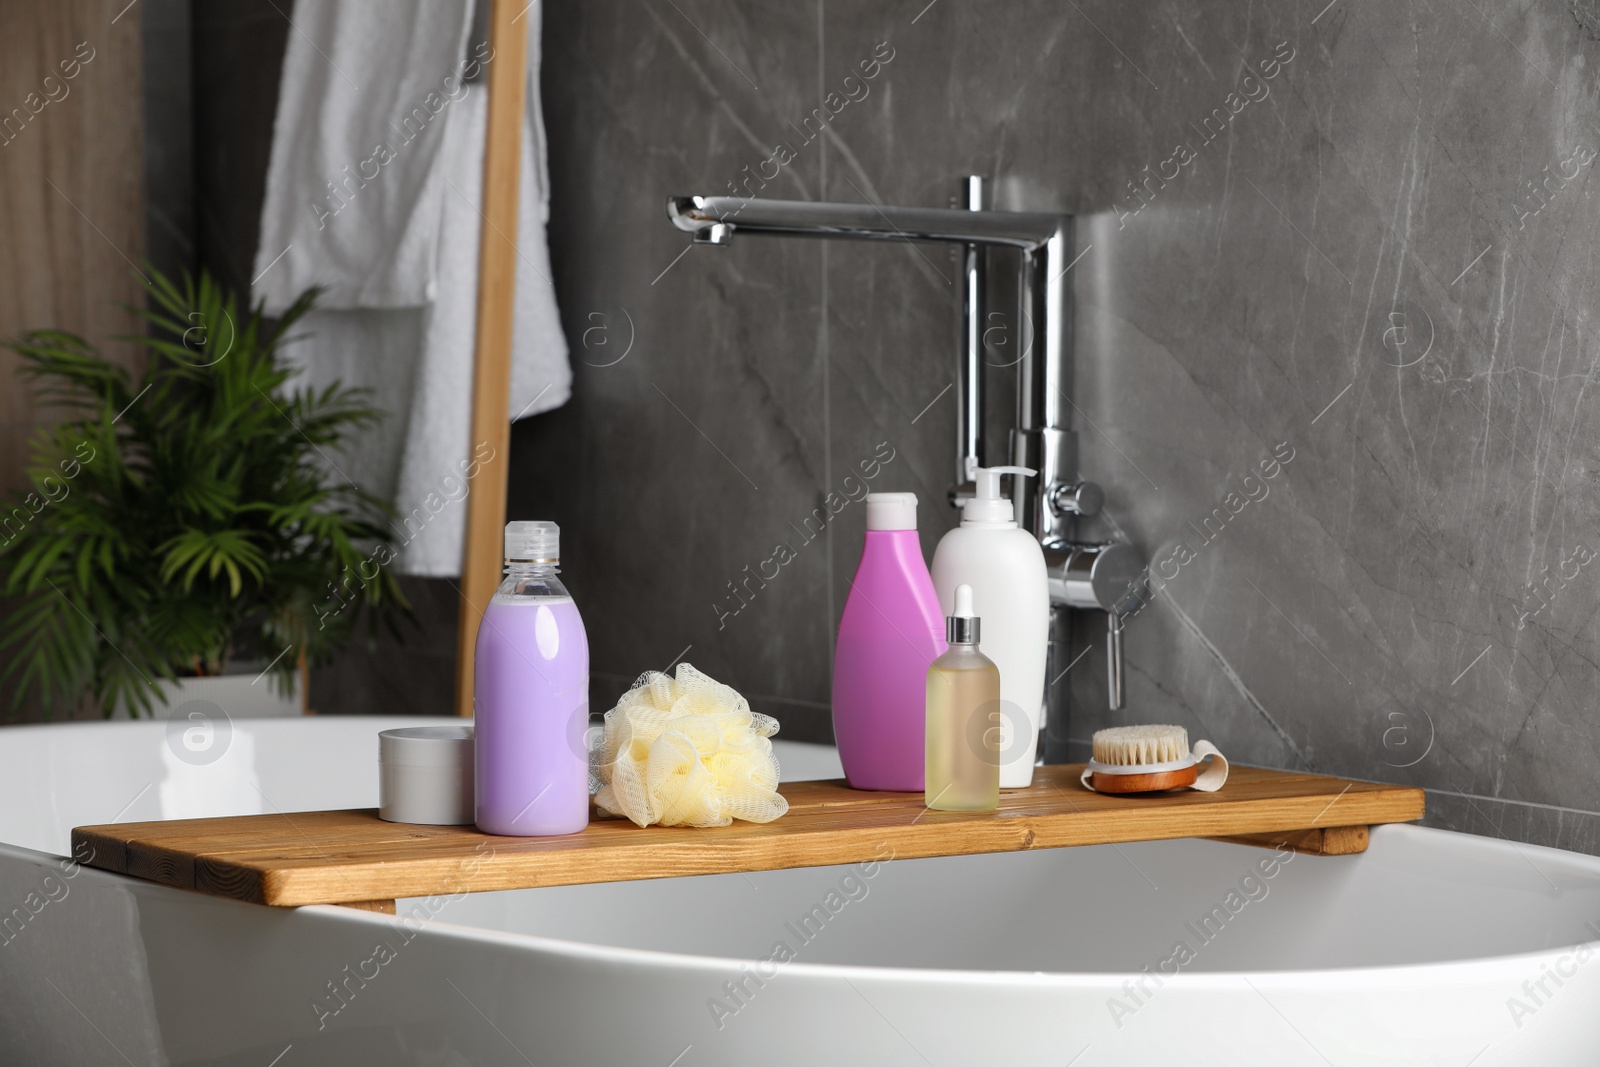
[0, 715, 1595, 1065]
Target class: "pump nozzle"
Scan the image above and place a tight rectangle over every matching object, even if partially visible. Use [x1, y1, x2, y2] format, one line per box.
[963, 465, 1035, 524]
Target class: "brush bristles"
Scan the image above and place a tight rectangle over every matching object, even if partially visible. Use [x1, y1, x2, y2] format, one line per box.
[1092, 724, 1189, 766]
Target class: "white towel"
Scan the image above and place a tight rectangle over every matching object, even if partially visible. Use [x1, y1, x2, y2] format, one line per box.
[251, 0, 569, 576]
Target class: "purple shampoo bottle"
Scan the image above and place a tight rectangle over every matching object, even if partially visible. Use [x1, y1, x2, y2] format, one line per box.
[832, 493, 947, 791]
[474, 521, 590, 836]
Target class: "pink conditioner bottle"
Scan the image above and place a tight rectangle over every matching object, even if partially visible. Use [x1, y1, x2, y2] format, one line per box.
[832, 492, 947, 791]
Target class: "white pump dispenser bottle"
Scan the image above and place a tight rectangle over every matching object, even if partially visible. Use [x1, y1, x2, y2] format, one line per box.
[930, 465, 1050, 787]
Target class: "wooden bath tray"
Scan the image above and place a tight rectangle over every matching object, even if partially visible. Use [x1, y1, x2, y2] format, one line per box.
[72, 764, 1423, 909]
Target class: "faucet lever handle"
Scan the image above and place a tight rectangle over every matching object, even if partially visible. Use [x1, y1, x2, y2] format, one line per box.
[1049, 480, 1103, 517]
[693, 222, 734, 245]
[1107, 610, 1125, 711]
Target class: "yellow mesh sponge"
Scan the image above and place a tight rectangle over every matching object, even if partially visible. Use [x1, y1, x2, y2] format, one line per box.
[592, 663, 788, 828]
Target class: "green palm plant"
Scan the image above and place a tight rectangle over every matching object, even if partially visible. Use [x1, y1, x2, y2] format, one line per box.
[0, 267, 409, 719]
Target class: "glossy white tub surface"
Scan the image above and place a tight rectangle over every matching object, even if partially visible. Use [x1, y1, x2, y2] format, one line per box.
[0, 715, 1595, 1065]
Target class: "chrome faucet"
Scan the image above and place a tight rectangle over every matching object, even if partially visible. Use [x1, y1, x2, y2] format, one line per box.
[667, 178, 1141, 757]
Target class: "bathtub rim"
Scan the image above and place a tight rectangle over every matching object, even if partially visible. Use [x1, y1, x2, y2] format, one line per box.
[4, 824, 1582, 991]
[304, 882, 1599, 992]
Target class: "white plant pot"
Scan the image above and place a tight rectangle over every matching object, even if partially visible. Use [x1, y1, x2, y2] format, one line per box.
[111, 672, 303, 720]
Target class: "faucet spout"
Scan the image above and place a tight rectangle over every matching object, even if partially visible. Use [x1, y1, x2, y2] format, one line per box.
[666, 192, 1074, 446]
[667, 194, 1062, 250]
[667, 190, 1075, 507]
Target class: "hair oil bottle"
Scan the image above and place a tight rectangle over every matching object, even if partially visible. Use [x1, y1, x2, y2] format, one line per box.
[925, 583, 1000, 811]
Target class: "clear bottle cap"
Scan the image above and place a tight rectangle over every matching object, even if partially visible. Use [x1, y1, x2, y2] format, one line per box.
[505, 520, 559, 562]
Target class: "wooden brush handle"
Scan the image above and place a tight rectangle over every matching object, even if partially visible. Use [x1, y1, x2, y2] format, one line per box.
[1090, 765, 1199, 793]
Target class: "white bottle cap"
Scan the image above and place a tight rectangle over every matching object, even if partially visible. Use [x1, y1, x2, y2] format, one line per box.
[379, 726, 475, 825]
[962, 466, 1033, 525]
[865, 492, 918, 531]
[506, 520, 559, 562]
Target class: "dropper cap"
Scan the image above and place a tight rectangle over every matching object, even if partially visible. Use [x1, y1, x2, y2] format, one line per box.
[947, 583, 979, 645]
[505, 520, 559, 563]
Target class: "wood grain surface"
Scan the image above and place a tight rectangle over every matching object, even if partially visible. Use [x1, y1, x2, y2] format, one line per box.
[453, 0, 531, 717]
[73, 764, 1424, 907]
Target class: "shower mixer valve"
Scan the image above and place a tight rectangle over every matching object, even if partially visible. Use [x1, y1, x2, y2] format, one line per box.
[1045, 539, 1143, 712]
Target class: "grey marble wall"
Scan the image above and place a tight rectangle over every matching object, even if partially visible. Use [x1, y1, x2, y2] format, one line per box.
[520, 0, 1600, 854]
